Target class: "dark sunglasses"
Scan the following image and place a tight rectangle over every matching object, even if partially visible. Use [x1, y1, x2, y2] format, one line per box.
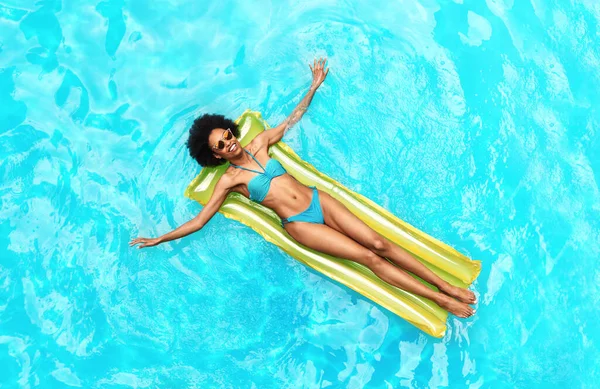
[212, 128, 234, 150]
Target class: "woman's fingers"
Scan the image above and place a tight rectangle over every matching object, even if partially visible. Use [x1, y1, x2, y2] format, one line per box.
[129, 237, 147, 247]
[310, 58, 329, 85]
[318, 58, 327, 71]
[310, 57, 328, 71]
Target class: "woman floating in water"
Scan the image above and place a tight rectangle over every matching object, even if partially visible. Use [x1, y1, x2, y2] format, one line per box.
[130, 58, 476, 318]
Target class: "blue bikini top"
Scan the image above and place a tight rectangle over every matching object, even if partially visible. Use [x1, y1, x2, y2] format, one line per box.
[230, 149, 287, 203]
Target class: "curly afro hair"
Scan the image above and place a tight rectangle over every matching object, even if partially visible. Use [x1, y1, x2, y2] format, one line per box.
[186, 113, 240, 167]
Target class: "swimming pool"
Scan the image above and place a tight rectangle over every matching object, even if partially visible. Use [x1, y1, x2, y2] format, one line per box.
[1, 0, 599, 387]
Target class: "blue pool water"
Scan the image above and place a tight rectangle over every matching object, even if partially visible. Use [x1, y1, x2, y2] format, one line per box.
[1, 0, 599, 387]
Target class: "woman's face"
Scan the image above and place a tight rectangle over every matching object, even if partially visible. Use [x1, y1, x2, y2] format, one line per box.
[209, 128, 241, 160]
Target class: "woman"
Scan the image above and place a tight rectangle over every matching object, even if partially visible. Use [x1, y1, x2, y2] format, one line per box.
[130, 58, 476, 318]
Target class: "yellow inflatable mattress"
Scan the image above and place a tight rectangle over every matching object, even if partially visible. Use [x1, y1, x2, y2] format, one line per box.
[184, 110, 481, 337]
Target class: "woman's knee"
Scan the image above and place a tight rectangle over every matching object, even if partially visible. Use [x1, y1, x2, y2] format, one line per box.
[368, 235, 389, 254]
[363, 250, 385, 268]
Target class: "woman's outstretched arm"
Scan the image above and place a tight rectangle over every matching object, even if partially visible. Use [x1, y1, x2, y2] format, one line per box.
[129, 175, 234, 249]
[262, 57, 330, 147]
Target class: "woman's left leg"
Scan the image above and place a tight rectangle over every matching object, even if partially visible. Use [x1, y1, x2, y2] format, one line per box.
[317, 190, 476, 304]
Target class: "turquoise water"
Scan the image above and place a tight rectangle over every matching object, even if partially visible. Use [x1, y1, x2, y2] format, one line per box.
[1, 0, 599, 387]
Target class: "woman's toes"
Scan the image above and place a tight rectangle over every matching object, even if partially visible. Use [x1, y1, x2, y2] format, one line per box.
[467, 290, 477, 304]
[457, 306, 473, 318]
[437, 294, 476, 318]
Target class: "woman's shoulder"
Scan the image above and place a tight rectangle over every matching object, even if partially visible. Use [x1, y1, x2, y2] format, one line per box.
[246, 136, 269, 155]
[222, 164, 240, 180]
[222, 164, 245, 193]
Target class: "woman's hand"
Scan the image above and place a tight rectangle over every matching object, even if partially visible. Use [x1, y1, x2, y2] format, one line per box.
[309, 57, 329, 89]
[129, 237, 161, 249]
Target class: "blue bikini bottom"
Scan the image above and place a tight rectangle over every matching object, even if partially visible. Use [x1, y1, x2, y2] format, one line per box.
[281, 186, 325, 227]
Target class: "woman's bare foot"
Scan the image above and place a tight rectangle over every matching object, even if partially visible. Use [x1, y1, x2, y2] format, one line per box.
[435, 294, 475, 318]
[439, 283, 477, 304]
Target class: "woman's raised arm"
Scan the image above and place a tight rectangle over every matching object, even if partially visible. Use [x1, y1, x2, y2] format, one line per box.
[258, 58, 330, 147]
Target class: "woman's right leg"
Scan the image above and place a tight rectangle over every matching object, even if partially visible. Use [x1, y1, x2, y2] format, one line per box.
[317, 190, 476, 304]
[284, 221, 474, 318]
